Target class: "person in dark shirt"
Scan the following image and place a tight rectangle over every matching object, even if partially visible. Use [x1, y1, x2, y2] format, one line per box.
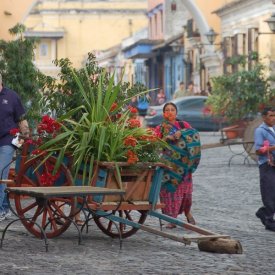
[0, 73, 29, 221]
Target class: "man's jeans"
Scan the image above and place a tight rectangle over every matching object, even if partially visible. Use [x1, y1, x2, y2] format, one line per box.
[0, 145, 15, 214]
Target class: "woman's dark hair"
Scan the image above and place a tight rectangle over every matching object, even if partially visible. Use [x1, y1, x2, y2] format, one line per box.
[163, 102, 177, 113]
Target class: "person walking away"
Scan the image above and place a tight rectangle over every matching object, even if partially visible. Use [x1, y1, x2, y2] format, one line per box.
[0, 73, 29, 221]
[155, 102, 200, 228]
[186, 81, 195, 96]
[156, 88, 166, 105]
[173, 82, 187, 99]
[137, 95, 150, 125]
[206, 81, 212, 95]
[254, 107, 275, 231]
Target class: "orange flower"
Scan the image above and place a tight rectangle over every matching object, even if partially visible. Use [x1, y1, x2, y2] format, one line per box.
[124, 136, 137, 147]
[126, 150, 139, 164]
[139, 134, 157, 142]
[163, 112, 176, 121]
[110, 102, 118, 112]
[127, 119, 141, 128]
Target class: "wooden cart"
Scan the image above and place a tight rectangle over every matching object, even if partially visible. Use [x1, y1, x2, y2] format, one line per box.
[2, 142, 242, 253]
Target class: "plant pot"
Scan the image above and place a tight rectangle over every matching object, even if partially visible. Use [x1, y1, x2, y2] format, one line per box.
[222, 125, 240, 139]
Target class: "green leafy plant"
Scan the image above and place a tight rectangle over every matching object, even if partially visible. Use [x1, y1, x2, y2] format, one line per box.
[206, 53, 275, 123]
[39, 53, 146, 119]
[0, 24, 45, 124]
[37, 70, 165, 184]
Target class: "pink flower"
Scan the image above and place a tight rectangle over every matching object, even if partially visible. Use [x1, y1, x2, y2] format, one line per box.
[259, 140, 270, 153]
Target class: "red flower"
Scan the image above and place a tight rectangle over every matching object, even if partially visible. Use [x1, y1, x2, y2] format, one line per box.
[39, 161, 61, 186]
[124, 136, 137, 147]
[116, 113, 122, 120]
[25, 139, 34, 145]
[126, 150, 139, 164]
[128, 106, 138, 114]
[127, 119, 141, 128]
[202, 106, 212, 115]
[110, 103, 118, 112]
[10, 128, 19, 136]
[38, 115, 61, 134]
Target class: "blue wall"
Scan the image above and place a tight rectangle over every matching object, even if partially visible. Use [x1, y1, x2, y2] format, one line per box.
[164, 50, 184, 100]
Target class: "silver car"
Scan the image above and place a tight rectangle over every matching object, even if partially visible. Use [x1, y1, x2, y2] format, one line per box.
[144, 96, 223, 131]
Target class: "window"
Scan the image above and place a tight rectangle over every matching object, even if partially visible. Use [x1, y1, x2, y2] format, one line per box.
[40, 43, 48, 57]
[178, 98, 204, 112]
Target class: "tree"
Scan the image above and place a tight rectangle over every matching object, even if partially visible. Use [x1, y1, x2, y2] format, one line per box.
[39, 52, 148, 119]
[0, 24, 45, 124]
[206, 52, 275, 123]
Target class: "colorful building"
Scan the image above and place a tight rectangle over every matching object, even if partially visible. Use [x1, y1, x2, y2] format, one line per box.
[23, 0, 148, 76]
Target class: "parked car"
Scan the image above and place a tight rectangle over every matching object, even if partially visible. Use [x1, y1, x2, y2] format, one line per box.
[144, 96, 224, 131]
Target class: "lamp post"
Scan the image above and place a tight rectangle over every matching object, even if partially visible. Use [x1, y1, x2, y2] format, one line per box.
[205, 28, 218, 45]
[264, 13, 275, 33]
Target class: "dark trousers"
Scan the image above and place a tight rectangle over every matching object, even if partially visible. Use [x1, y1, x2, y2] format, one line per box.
[258, 163, 275, 222]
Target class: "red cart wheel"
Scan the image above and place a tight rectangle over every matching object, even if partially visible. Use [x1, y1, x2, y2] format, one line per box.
[14, 156, 76, 238]
[93, 210, 148, 238]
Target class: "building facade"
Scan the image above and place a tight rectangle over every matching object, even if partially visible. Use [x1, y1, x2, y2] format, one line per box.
[23, 0, 148, 76]
[214, 0, 275, 75]
[0, 0, 37, 40]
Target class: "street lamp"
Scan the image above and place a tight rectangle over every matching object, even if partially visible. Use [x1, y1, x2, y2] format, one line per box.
[170, 41, 182, 53]
[264, 13, 275, 33]
[205, 28, 218, 45]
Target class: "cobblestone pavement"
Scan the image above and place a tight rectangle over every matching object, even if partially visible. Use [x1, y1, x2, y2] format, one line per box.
[0, 132, 274, 275]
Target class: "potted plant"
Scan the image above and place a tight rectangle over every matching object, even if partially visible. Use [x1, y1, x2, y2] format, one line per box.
[206, 52, 275, 139]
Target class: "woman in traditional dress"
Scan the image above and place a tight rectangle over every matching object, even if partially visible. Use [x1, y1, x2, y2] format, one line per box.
[155, 102, 196, 229]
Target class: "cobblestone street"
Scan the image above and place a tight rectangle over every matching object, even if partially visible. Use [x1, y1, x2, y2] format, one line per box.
[0, 132, 274, 275]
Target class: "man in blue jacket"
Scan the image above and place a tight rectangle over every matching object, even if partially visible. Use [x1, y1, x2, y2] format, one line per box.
[254, 107, 275, 231]
[0, 73, 29, 221]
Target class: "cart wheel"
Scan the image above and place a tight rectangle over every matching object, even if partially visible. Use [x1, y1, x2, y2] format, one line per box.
[14, 156, 76, 238]
[93, 210, 148, 238]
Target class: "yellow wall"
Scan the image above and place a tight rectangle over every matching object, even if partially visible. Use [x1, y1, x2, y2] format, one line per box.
[0, 0, 37, 40]
[194, 0, 232, 43]
[24, 0, 148, 69]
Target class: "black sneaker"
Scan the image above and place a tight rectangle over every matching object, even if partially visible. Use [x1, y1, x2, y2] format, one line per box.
[256, 209, 266, 226]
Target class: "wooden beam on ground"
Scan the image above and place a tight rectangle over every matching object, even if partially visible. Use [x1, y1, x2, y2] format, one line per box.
[198, 238, 243, 254]
[201, 143, 226, 150]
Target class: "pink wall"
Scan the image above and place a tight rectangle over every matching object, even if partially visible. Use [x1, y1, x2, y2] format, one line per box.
[148, 0, 164, 40]
[148, 0, 164, 11]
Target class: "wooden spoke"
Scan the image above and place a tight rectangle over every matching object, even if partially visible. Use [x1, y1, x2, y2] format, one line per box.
[94, 210, 148, 238]
[14, 156, 76, 238]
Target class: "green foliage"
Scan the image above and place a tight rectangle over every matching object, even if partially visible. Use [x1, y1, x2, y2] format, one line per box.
[38, 71, 165, 183]
[207, 53, 275, 123]
[39, 53, 145, 119]
[0, 24, 45, 124]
